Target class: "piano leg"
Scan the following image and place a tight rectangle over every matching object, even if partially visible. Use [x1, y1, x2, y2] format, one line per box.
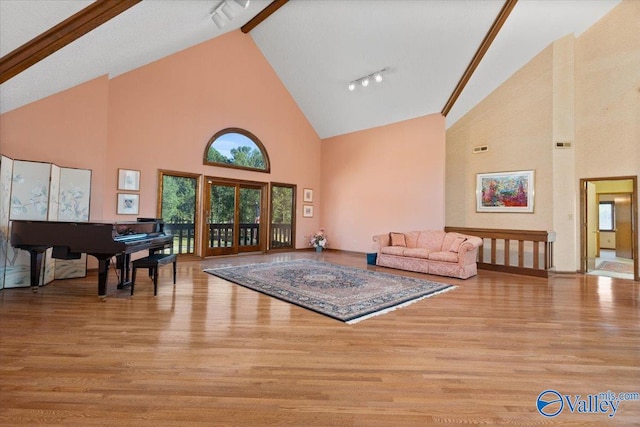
[27, 248, 47, 293]
[116, 253, 132, 289]
[96, 256, 111, 300]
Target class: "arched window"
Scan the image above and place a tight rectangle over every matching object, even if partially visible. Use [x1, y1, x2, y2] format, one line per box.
[203, 128, 270, 173]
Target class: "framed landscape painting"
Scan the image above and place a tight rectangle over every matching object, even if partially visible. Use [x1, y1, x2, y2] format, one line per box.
[476, 170, 534, 213]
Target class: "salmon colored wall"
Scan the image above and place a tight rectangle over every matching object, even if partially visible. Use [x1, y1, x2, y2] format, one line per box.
[321, 114, 446, 253]
[0, 76, 110, 219]
[1, 30, 322, 251]
[106, 30, 321, 249]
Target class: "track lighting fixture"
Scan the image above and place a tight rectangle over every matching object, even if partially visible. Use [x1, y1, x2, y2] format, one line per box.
[211, 0, 249, 30]
[221, 2, 235, 19]
[211, 11, 226, 28]
[348, 68, 387, 92]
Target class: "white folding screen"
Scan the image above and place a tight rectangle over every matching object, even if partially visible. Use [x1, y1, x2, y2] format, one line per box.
[54, 167, 92, 279]
[4, 159, 52, 288]
[43, 164, 61, 284]
[0, 156, 14, 291]
[0, 156, 92, 290]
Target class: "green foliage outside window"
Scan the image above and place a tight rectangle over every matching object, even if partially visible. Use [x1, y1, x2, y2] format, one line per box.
[204, 129, 270, 172]
[162, 175, 196, 224]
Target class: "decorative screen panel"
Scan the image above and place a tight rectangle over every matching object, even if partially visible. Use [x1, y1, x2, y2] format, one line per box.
[5, 160, 52, 288]
[0, 156, 14, 290]
[55, 167, 92, 279]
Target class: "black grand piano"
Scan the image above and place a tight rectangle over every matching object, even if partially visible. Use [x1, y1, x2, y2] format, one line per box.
[10, 218, 172, 298]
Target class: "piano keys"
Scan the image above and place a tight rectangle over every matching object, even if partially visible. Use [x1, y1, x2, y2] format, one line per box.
[10, 219, 172, 298]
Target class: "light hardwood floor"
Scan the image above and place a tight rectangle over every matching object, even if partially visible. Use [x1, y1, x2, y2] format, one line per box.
[1, 250, 638, 426]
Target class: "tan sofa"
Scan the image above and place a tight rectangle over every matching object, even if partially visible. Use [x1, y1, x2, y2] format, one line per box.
[372, 230, 482, 279]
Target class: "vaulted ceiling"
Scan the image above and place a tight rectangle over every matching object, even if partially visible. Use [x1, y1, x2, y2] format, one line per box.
[0, 0, 620, 138]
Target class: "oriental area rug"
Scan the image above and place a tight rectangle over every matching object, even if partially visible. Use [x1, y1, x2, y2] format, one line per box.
[596, 261, 634, 275]
[204, 259, 455, 324]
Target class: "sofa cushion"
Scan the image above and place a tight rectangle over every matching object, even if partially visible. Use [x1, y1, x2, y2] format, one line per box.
[449, 236, 467, 253]
[390, 232, 406, 247]
[428, 251, 459, 263]
[416, 230, 446, 251]
[402, 248, 431, 259]
[404, 231, 421, 248]
[381, 246, 406, 256]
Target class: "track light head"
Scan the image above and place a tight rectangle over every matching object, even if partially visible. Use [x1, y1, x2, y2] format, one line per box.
[348, 82, 356, 91]
[234, 0, 250, 9]
[374, 73, 383, 83]
[211, 12, 226, 29]
[361, 78, 369, 87]
[221, 2, 235, 19]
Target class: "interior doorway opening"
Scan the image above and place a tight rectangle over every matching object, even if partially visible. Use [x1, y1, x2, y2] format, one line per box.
[580, 176, 638, 281]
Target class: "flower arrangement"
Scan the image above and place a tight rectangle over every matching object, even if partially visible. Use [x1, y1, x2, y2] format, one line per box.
[309, 229, 328, 248]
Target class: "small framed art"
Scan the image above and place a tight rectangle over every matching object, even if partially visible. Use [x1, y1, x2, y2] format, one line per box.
[117, 193, 140, 215]
[303, 188, 313, 203]
[303, 205, 314, 218]
[118, 168, 140, 191]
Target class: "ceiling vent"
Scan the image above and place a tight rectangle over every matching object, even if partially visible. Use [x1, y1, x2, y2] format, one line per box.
[472, 145, 489, 154]
[555, 141, 572, 149]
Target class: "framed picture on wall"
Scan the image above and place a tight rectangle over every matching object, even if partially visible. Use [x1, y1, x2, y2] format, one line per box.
[118, 168, 140, 191]
[117, 193, 139, 215]
[476, 170, 534, 213]
[303, 205, 313, 218]
[303, 188, 313, 203]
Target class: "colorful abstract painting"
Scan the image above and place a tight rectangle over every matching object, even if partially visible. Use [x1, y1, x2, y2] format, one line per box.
[476, 170, 534, 213]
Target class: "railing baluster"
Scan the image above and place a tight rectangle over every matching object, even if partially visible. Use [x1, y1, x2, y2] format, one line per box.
[445, 227, 556, 278]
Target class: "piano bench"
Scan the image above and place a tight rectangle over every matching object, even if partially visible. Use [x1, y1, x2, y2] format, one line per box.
[131, 253, 177, 296]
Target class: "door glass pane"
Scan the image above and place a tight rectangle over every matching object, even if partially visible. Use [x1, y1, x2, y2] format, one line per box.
[270, 185, 294, 248]
[209, 184, 235, 248]
[239, 187, 261, 247]
[161, 174, 197, 254]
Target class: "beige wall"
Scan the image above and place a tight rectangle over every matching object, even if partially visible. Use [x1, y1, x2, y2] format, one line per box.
[0, 30, 322, 250]
[321, 114, 445, 253]
[446, 45, 554, 230]
[446, 0, 639, 274]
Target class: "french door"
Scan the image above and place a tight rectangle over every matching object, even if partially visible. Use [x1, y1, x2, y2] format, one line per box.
[204, 178, 266, 256]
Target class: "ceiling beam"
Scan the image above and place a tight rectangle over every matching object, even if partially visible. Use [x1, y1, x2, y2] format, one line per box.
[441, 0, 518, 117]
[0, 0, 142, 85]
[241, 0, 289, 33]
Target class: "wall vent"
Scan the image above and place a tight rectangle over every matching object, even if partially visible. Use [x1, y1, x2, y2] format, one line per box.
[555, 141, 572, 149]
[472, 145, 489, 154]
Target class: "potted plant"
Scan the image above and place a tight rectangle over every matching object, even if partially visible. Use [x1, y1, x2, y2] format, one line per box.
[309, 229, 328, 252]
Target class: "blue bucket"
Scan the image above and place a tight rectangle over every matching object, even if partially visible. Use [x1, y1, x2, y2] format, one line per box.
[366, 253, 377, 265]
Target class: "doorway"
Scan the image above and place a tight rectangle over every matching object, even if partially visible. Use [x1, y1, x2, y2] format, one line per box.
[203, 177, 267, 256]
[580, 176, 638, 281]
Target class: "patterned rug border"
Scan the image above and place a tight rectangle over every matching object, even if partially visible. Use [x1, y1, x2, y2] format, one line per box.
[204, 259, 456, 324]
[596, 260, 634, 274]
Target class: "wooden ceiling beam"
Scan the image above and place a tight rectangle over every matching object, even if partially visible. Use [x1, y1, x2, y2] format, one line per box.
[441, 0, 518, 117]
[0, 0, 141, 85]
[241, 0, 288, 33]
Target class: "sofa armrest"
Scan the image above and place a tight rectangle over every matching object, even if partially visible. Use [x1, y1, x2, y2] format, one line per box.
[457, 236, 483, 264]
[372, 233, 390, 254]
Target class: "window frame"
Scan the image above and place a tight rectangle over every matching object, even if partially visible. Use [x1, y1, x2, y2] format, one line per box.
[203, 127, 271, 173]
[157, 169, 202, 255]
[598, 201, 615, 232]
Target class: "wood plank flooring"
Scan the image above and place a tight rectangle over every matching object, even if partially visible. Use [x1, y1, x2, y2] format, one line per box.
[1, 250, 638, 425]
